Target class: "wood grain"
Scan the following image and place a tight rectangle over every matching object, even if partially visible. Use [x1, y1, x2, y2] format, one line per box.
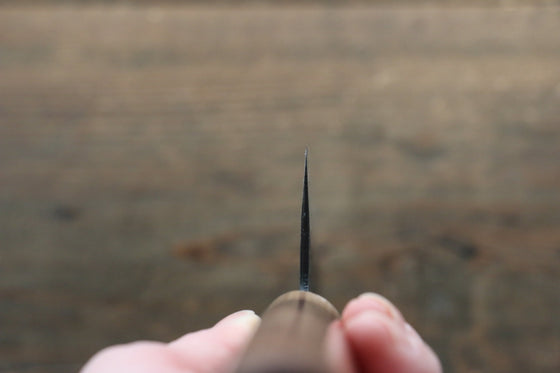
[0, 5, 559, 373]
[235, 291, 338, 373]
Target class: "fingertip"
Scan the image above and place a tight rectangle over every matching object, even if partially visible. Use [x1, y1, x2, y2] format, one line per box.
[342, 292, 404, 324]
[170, 310, 260, 352]
[325, 321, 357, 373]
[342, 302, 442, 373]
[344, 310, 401, 348]
[213, 310, 261, 346]
[216, 310, 261, 330]
[167, 311, 261, 373]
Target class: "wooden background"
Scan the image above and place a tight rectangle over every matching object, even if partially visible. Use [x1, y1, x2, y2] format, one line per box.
[1, 3, 560, 373]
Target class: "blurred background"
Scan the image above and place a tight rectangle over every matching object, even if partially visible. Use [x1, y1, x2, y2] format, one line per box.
[1, 1, 560, 372]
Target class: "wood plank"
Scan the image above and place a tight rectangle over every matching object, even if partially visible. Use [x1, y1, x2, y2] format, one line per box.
[1, 6, 559, 373]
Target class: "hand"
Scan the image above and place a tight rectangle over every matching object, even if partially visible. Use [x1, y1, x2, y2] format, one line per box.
[81, 293, 442, 373]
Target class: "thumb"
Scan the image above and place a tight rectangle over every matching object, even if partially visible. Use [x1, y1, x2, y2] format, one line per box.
[81, 310, 260, 373]
[169, 310, 261, 373]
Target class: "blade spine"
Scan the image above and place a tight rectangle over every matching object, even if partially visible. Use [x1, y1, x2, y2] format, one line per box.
[299, 148, 310, 292]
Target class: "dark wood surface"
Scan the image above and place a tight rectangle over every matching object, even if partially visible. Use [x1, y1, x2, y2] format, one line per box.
[1, 5, 560, 373]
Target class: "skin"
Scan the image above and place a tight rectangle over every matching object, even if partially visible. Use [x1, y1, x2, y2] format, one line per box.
[81, 292, 442, 373]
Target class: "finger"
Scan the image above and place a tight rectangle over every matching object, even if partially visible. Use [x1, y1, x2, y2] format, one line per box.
[325, 320, 357, 373]
[342, 293, 442, 373]
[80, 310, 260, 373]
[168, 310, 261, 373]
[80, 341, 183, 373]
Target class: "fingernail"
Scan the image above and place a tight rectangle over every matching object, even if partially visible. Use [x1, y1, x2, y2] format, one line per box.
[357, 292, 400, 320]
[229, 310, 261, 331]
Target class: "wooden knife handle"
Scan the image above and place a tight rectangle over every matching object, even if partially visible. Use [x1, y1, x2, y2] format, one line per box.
[234, 290, 339, 373]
